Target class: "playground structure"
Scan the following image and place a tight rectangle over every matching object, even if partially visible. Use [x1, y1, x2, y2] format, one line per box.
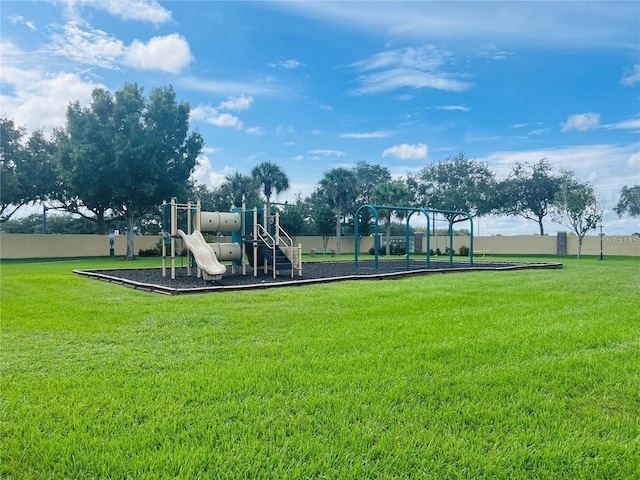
[354, 204, 474, 270]
[161, 198, 302, 282]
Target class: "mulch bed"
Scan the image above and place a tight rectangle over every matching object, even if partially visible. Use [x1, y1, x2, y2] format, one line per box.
[74, 259, 563, 295]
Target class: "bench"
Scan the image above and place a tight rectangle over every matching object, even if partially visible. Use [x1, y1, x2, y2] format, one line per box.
[474, 249, 493, 257]
[311, 248, 335, 257]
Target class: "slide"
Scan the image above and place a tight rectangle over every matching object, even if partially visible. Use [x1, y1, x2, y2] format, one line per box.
[177, 229, 227, 281]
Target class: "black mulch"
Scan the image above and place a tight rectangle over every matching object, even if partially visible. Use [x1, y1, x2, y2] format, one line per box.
[74, 258, 562, 295]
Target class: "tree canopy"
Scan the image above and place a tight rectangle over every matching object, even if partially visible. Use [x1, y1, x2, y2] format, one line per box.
[614, 185, 640, 218]
[56, 83, 203, 257]
[1, 118, 57, 223]
[552, 170, 603, 258]
[497, 158, 562, 235]
[251, 161, 290, 223]
[413, 152, 495, 223]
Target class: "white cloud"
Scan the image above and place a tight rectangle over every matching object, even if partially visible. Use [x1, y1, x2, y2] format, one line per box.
[604, 115, 640, 131]
[477, 43, 514, 61]
[49, 22, 125, 69]
[65, 0, 172, 25]
[382, 143, 428, 160]
[527, 129, 548, 136]
[178, 76, 282, 96]
[433, 105, 469, 112]
[48, 22, 191, 73]
[246, 126, 265, 136]
[191, 155, 229, 188]
[202, 146, 223, 155]
[561, 112, 601, 132]
[276, 2, 639, 50]
[124, 34, 192, 73]
[350, 46, 471, 95]
[477, 143, 639, 186]
[620, 65, 640, 86]
[308, 149, 346, 157]
[628, 152, 640, 170]
[510, 122, 542, 129]
[8, 15, 37, 31]
[209, 113, 243, 129]
[191, 105, 243, 129]
[268, 58, 304, 70]
[99, 0, 173, 25]
[218, 94, 253, 111]
[0, 66, 104, 132]
[276, 125, 296, 136]
[340, 131, 392, 139]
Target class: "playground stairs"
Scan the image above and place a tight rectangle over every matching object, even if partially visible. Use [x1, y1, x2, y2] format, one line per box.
[244, 238, 302, 277]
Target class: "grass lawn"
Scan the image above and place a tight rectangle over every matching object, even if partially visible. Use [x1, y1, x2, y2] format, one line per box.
[1, 255, 639, 479]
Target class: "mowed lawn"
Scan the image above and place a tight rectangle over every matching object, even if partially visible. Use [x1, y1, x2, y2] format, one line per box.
[1, 255, 638, 479]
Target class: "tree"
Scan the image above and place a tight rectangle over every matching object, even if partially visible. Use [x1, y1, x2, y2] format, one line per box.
[353, 160, 392, 204]
[614, 185, 640, 218]
[220, 172, 261, 210]
[319, 167, 360, 254]
[56, 89, 120, 234]
[1, 118, 57, 222]
[191, 183, 226, 212]
[353, 161, 393, 237]
[277, 194, 310, 236]
[372, 180, 413, 255]
[251, 161, 290, 223]
[497, 158, 562, 235]
[57, 83, 203, 258]
[307, 191, 335, 249]
[414, 152, 495, 227]
[552, 170, 603, 258]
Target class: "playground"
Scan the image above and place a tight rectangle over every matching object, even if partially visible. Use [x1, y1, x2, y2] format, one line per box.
[75, 199, 563, 294]
[75, 258, 562, 295]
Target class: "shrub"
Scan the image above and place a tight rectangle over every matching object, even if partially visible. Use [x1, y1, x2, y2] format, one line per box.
[138, 247, 161, 257]
[138, 240, 162, 257]
[459, 245, 470, 256]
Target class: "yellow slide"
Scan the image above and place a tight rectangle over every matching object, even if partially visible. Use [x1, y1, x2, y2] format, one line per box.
[177, 229, 227, 281]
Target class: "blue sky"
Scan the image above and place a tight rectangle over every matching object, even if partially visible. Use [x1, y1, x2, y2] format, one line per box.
[1, 1, 639, 235]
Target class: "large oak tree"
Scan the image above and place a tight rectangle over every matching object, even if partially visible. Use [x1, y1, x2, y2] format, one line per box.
[56, 83, 203, 258]
[497, 158, 562, 235]
[413, 152, 495, 226]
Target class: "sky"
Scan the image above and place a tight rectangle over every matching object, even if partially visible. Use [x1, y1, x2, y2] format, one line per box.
[1, 0, 639, 236]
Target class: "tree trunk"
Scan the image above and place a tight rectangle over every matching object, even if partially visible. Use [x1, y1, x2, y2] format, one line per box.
[126, 209, 135, 260]
[265, 195, 271, 233]
[96, 209, 107, 235]
[538, 217, 545, 236]
[577, 235, 584, 259]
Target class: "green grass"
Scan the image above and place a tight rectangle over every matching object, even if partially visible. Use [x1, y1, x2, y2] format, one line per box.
[1, 255, 639, 479]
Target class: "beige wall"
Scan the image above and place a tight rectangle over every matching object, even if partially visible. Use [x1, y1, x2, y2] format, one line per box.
[0, 234, 162, 259]
[1, 233, 638, 259]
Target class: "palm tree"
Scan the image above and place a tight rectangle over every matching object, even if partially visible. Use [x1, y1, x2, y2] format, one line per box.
[221, 172, 260, 209]
[372, 180, 413, 255]
[251, 161, 290, 223]
[319, 167, 360, 254]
